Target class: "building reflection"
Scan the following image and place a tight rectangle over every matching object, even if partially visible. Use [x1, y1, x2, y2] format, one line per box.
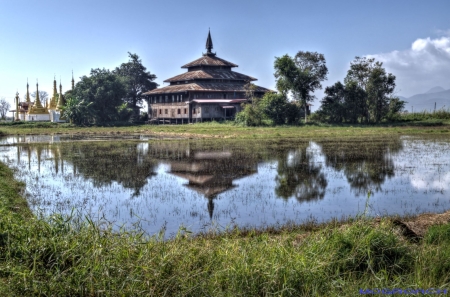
[147, 142, 258, 219]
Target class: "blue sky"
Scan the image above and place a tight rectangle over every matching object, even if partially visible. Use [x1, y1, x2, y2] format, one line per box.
[1, 0, 449, 111]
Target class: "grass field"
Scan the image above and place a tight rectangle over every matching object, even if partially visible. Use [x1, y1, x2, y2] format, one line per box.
[1, 120, 450, 140]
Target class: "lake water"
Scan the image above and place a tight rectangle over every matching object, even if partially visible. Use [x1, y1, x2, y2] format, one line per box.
[1, 134, 449, 238]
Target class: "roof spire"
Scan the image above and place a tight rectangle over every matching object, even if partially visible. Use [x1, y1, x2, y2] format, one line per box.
[26, 78, 31, 103]
[71, 70, 75, 90]
[57, 78, 65, 110]
[205, 29, 215, 56]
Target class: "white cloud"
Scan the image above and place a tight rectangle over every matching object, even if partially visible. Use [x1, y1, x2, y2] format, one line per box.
[367, 34, 450, 97]
[410, 171, 450, 191]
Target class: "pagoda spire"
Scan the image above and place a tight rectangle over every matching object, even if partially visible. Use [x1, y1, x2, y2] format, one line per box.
[205, 29, 215, 56]
[57, 79, 65, 110]
[28, 81, 46, 114]
[15, 92, 20, 121]
[26, 79, 31, 103]
[50, 75, 58, 109]
[34, 82, 43, 108]
[71, 70, 75, 90]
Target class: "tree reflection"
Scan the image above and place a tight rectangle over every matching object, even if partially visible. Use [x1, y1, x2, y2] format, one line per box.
[59, 142, 158, 196]
[274, 145, 327, 202]
[319, 138, 402, 195]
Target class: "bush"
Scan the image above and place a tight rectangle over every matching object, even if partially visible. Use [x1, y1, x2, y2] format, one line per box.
[235, 104, 264, 126]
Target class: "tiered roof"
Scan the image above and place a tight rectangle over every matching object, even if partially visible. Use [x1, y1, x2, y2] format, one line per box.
[145, 82, 270, 95]
[143, 30, 270, 96]
[164, 69, 256, 83]
[181, 56, 238, 68]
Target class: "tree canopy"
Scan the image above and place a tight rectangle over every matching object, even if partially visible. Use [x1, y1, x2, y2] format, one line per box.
[274, 51, 328, 122]
[114, 52, 158, 113]
[72, 68, 127, 124]
[317, 57, 404, 123]
[0, 97, 10, 120]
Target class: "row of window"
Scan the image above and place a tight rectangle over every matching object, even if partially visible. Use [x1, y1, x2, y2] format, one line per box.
[156, 108, 189, 115]
[153, 108, 205, 116]
[150, 95, 184, 104]
[193, 93, 228, 99]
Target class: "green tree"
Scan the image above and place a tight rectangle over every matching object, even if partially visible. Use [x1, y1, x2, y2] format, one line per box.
[0, 97, 10, 120]
[274, 51, 328, 123]
[235, 81, 265, 126]
[345, 57, 399, 123]
[73, 68, 127, 123]
[285, 102, 301, 124]
[234, 103, 264, 126]
[114, 52, 158, 118]
[259, 93, 288, 125]
[385, 97, 406, 121]
[318, 81, 346, 123]
[61, 96, 93, 125]
[344, 81, 367, 124]
[367, 66, 396, 123]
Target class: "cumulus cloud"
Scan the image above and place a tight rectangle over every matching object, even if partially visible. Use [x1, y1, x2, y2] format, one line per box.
[367, 34, 450, 97]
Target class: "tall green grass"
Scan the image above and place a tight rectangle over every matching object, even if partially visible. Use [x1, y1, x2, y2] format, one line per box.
[401, 109, 450, 121]
[1, 207, 449, 295]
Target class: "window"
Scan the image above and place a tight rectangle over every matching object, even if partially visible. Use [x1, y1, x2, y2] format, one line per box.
[184, 108, 187, 114]
[177, 109, 181, 114]
[165, 96, 168, 103]
[193, 108, 196, 114]
[165, 109, 168, 114]
[180, 95, 183, 101]
[172, 95, 174, 102]
[176, 95, 179, 102]
[159, 96, 162, 103]
[159, 109, 162, 115]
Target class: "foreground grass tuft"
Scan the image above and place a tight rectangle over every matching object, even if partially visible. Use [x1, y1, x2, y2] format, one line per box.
[0, 206, 450, 296]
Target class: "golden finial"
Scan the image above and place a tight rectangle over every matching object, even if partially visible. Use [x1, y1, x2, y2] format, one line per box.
[57, 78, 65, 111]
[28, 79, 46, 113]
[26, 78, 31, 103]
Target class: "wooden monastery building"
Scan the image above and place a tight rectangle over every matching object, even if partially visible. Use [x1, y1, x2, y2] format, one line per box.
[143, 31, 271, 123]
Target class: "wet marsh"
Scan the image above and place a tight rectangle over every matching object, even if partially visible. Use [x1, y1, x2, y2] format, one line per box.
[1, 134, 449, 238]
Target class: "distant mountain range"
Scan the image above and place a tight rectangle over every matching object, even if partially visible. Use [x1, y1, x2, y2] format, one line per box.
[398, 87, 450, 112]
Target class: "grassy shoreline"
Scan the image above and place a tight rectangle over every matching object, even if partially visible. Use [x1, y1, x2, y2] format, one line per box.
[1, 158, 450, 295]
[1, 120, 450, 140]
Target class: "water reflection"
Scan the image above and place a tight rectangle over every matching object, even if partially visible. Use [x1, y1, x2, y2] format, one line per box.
[1, 135, 449, 237]
[60, 142, 158, 196]
[319, 139, 402, 195]
[275, 145, 327, 202]
[145, 142, 258, 219]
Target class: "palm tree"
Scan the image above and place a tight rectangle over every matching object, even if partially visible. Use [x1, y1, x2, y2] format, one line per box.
[61, 97, 93, 125]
